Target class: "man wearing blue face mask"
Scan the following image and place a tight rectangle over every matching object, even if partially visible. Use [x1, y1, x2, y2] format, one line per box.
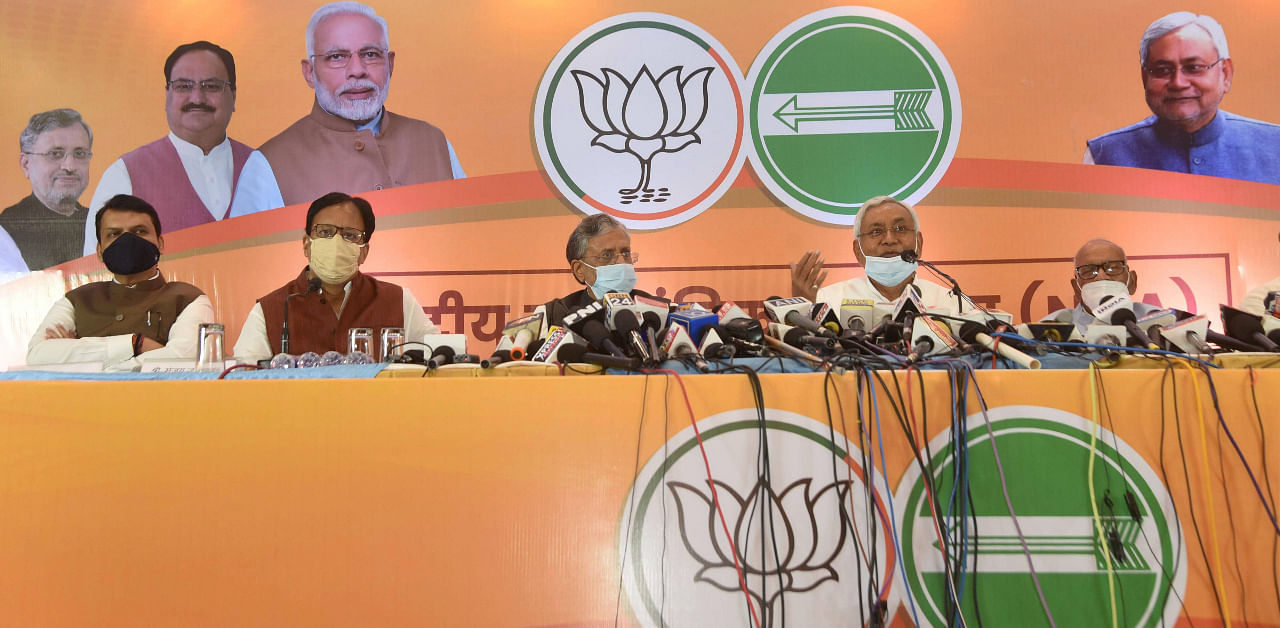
[1042, 238, 1161, 332]
[791, 196, 960, 315]
[540, 213, 662, 327]
[26, 194, 213, 370]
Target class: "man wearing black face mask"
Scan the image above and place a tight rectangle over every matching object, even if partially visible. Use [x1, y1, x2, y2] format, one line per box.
[26, 194, 213, 370]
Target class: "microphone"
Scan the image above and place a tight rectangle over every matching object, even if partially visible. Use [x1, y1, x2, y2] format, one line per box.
[580, 318, 628, 358]
[556, 343, 641, 370]
[497, 311, 544, 361]
[1221, 305, 1280, 351]
[529, 325, 583, 363]
[900, 250, 964, 312]
[714, 301, 753, 324]
[669, 308, 721, 344]
[840, 298, 874, 336]
[957, 321, 1041, 369]
[721, 317, 766, 357]
[281, 276, 322, 354]
[611, 309, 652, 363]
[698, 326, 736, 360]
[1084, 323, 1127, 348]
[426, 345, 456, 370]
[1135, 308, 1177, 349]
[1160, 314, 1214, 355]
[906, 315, 958, 363]
[763, 296, 835, 338]
[1094, 295, 1159, 349]
[781, 326, 838, 352]
[661, 323, 708, 372]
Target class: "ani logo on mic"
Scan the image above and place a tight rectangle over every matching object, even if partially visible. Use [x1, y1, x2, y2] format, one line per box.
[746, 7, 962, 225]
[618, 409, 893, 627]
[533, 13, 747, 230]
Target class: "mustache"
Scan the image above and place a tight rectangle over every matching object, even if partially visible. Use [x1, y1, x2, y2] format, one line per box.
[181, 103, 216, 112]
[337, 79, 380, 96]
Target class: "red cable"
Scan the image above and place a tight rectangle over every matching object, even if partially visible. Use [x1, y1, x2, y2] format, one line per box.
[648, 369, 762, 628]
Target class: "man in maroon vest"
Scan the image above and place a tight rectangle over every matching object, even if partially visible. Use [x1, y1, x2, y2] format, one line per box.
[228, 1, 465, 217]
[82, 41, 255, 256]
[28, 194, 213, 370]
[233, 192, 439, 362]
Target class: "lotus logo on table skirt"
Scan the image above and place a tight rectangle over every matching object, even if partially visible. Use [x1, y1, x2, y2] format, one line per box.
[618, 409, 895, 627]
[535, 13, 746, 230]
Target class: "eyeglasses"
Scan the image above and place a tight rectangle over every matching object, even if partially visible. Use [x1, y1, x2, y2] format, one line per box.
[311, 223, 368, 245]
[858, 225, 916, 240]
[23, 149, 91, 162]
[1075, 260, 1128, 280]
[1143, 59, 1224, 80]
[167, 78, 234, 94]
[583, 250, 639, 266]
[312, 47, 390, 69]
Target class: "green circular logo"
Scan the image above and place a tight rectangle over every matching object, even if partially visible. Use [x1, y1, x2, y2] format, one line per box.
[746, 7, 961, 224]
[893, 406, 1186, 627]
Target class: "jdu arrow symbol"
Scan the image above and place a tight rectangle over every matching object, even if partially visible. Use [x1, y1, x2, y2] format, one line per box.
[768, 90, 935, 133]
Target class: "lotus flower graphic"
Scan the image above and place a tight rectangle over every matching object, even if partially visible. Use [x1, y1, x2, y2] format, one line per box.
[669, 477, 853, 627]
[571, 65, 713, 203]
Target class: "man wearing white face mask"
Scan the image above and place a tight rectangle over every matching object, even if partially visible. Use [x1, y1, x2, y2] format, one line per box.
[232, 191, 438, 362]
[1042, 239, 1160, 332]
[791, 196, 960, 315]
[540, 213, 664, 326]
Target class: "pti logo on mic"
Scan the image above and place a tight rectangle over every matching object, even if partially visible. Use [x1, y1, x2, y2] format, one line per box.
[533, 13, 747, 230]
[745, 7, 962, 225]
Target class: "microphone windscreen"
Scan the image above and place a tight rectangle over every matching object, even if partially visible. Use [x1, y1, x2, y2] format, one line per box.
[582, 319, 613, 348]
[900, 250, 919, 262]
[614, 309, 641, 334]
[431, 345, 456, 360]
[556, 343, 588, 363]
[308, 277, 322, 292]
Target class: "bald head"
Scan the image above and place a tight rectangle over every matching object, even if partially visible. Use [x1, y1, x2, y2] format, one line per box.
[1072, 238, 1137, 298]
[1074, 239, 1125, 267]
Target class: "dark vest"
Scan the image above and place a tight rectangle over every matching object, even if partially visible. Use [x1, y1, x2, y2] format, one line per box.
[65, 275, 204, 344]
[0, 194, 88, 269]
[260, 103, 454, 207]
[259, 269, 404, 355]
[121, 137, 253, 231]
[1087, 111, 1280, 185]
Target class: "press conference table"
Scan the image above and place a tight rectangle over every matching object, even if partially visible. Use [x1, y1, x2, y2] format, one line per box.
[2, 361, 1277, 626]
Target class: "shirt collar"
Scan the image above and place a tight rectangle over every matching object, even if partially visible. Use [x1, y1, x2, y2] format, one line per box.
[112, 269, 163, 288]
[355, 108, 385, 134]
[168, 132, 230, 158]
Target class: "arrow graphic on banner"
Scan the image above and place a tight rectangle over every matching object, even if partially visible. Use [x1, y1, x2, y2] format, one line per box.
[918, 516, 1151, 573]
[771, 90, 935, 133]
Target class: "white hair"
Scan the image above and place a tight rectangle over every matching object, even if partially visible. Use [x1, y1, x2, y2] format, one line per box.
[852, 196, 921, 240]
[1140, 12, 1230, 67]
[306, 1, 390, 56]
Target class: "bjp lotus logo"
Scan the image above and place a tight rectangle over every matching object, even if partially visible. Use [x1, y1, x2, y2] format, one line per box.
[533, 14, 746, 229]
[669, 477, 853, 627]
[571, 65, 712, 202]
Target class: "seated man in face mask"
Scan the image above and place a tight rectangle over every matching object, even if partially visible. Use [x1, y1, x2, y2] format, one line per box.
[540, 213, 664, 326]
[232, 191, 438, 362]
[790, 195, 962, 314]
[1042, 238, 1161, 332]
[27, 194, 214, 370]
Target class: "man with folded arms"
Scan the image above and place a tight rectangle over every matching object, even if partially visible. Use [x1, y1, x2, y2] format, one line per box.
[233, 192, 438, 362]
[28, 194, 213, 370]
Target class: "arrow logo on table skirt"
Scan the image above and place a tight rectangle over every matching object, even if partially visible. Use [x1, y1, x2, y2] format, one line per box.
[771, 90, 934, 133]
[915, 516, 1152, 573]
